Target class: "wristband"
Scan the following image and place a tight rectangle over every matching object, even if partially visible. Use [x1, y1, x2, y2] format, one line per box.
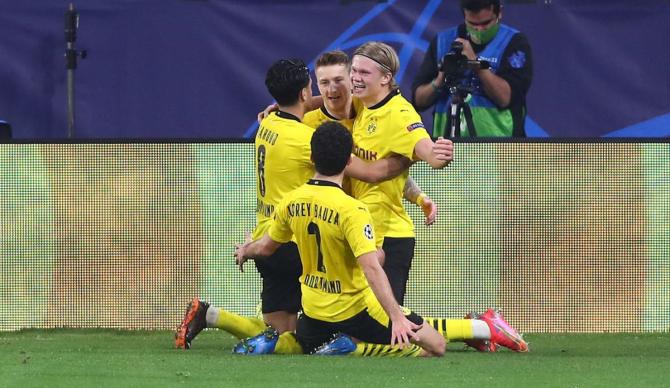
[416, 193, 428, 206]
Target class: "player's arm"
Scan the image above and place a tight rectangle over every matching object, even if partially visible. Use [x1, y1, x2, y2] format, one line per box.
[358, 251, 421, 348]
[257, 103, 278, 123]
[234, 234, 282, 272]
[404, 177, 436, 226]
[413, 137, 453, 169]
[345, 154, 412, 184]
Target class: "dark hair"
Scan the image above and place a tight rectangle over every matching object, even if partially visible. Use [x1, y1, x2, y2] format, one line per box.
[265, 58, 310, 106]
[310, 122, 353, 176]
[460, 0, 501, 15]
[315, 50, 350, 69]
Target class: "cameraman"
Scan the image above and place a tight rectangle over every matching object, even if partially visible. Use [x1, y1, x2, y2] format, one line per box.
[412, 0, 532, 137]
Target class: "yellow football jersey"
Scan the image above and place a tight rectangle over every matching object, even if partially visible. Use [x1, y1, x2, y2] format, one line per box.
[302, 97, 364, 196]
[350, 89, 430, 239]
[268, 179, 378, 322]
[252, 111, 315, 240]
[302, 97, 363, 132]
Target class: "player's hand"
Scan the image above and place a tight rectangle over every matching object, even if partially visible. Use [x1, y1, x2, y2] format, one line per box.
[234, 232, 253, 272]
[390, 316, 422, 349]
[257, 103, 278, 123]
[419, 195, 437, 226]
[433, 137, 454, 163]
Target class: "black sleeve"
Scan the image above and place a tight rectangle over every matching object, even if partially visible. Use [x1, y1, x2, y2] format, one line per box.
[411, 37, 439, 110]
[496, 32, 533, 106]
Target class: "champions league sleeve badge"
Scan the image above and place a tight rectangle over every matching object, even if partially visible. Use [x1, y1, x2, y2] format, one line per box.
[363, 224, 374, 240]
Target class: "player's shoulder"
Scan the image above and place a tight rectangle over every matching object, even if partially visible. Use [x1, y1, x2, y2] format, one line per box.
[302, 108, 323, 129]
[336, 194, 371, 216]
[386, 93, 422, 123]
[261, 112, 314, 134]
[278, 183, 311, 205]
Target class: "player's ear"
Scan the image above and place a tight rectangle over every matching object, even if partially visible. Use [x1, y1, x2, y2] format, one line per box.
[346, 154, 353, 166]
[380, 72, 392, 88]
[300, 86, 309, 103]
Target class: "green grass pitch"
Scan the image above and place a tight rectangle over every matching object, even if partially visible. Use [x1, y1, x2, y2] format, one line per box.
[1, 329, 669, 387]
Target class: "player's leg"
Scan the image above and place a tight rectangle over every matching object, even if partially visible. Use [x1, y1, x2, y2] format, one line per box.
[234, 311, 330, 355]
[175, 298, 267, 349]
[315, 298, 445, 357]
[254, 242, 302, 333]
[423, 315, 492, 350]
[380, 237, 415, 305]
[476, 309, 528, 352]
[425, 310, 528, 352]
[410, 320, 447, 356]
[261, 311, 296, 333]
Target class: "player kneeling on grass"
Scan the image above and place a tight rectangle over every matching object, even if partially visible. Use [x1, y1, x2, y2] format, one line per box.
[232, 121, 528, 357]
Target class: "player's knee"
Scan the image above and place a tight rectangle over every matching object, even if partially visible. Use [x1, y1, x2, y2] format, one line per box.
[419, 337, 446, 357]
[433, 338, 447, 356]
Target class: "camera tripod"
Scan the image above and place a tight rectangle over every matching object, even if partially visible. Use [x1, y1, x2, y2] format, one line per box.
[446, 84, 477, 138]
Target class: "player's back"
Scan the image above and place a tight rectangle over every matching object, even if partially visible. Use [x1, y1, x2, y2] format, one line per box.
[253, 111, 315, 239]
[273, 179, 377, 322]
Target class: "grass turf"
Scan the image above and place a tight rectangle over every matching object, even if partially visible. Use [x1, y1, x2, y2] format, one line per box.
[1, 330, 668, 387]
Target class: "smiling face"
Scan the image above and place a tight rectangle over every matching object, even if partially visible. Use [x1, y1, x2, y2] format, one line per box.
[315, 63, 352, 114]
[350, 54, 391, 107]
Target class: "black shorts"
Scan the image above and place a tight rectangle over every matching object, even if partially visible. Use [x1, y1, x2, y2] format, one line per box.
[253, 242, 302, 314]
[381, 237, 415, 305]
[295, 308, 424, 354]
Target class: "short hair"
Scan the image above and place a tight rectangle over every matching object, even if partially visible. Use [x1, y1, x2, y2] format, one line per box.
[352, 41, 400, 89]
[265, 58, 310, 106]
[460, 0, 501, 15]
[315, 50, 350, 70]
[310, 122, 353, 176]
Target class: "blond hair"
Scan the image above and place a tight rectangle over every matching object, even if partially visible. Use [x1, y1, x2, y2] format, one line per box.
[315, 50, 350, 70]
[353, 41, 399, 89]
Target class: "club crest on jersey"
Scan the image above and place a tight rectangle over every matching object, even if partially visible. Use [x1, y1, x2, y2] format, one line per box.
[363, 224, 373, 240]
[367, 118, 377, 135]
[407, 122, 424, 132]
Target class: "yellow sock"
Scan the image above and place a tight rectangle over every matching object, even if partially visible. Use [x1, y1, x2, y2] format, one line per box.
[425, 318, 474, 342]
[212, 309, 266, 339]
[274, 332, 303, 354]
[352, 342, 423, 357]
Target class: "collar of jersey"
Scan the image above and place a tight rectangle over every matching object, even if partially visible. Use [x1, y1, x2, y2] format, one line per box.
[321, 106, 355, 121]
[275, 110, 301, 122]
[307, 179, 343, 190]
[368, 88, 400, 110]
[321, 106, 340, 121]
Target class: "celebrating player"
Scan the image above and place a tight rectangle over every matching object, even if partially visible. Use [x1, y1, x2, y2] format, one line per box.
[233, 122, 527, 356]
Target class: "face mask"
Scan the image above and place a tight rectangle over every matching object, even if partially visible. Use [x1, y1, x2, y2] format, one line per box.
[467, 20, 500, 45]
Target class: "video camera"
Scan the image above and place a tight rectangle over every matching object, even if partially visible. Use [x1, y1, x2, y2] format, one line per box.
[440, 41, 490, 87]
